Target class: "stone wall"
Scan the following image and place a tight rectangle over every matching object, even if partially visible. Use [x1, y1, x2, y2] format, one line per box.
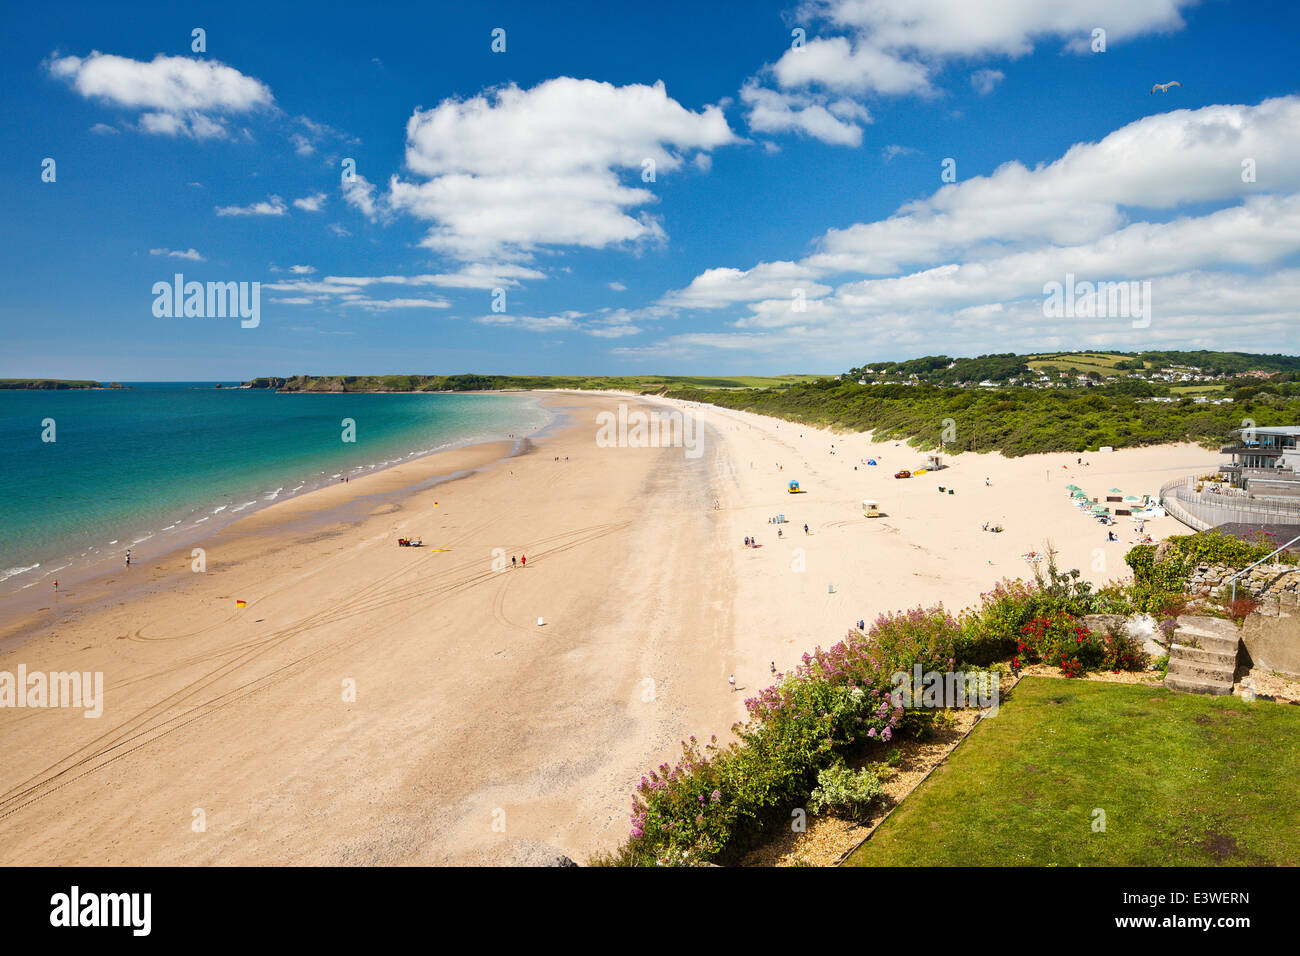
[1185, 561, 1300, 612]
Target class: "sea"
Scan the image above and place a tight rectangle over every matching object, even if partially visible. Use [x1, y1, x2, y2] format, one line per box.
[0, 384, 552, 596]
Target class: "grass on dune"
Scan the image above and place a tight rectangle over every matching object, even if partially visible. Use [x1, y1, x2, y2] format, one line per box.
[844, 676, 1300, 867]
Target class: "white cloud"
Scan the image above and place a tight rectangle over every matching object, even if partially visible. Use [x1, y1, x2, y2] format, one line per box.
[642, 97, 1300, 361]
[341, 173, 381, 220]
[47, 51, 272, 139]
[149, 247, 205, 261]
[881, 143, 917, 162]
[89, 122, 118, 135]
[348, 297, 451, 310]
[215, 195, 287, 217]
[291, 133, 314, 156]
[293, 193, 327, 212]
[662, 261, 833, 309]
[971, 69, 1005, 96]
[772, 35, 934, 96]
[741, 81, 870, 146]
[608, 281, 628, 291]
[290, 265, 316, 274]
[739, 0, 1196, 157]
[382, 77, 737, 260]
[475, 313, 581, 332]
[423, 263, 546, 289]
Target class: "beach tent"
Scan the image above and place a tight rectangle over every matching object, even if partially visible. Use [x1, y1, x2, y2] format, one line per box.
[867, 458, 877, 466]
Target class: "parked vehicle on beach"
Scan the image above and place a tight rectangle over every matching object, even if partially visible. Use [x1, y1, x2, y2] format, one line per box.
[894, 470, 911, 479]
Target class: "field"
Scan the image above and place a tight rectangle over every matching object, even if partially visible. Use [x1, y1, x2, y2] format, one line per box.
[843, 677, 1300, 866]
[1025, 352, 1129, 378]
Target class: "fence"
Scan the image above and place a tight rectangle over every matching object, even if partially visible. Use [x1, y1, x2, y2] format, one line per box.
[1160, 476, 1300, 531]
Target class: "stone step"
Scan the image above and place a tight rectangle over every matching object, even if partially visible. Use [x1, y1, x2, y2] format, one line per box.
[1172, 625, 1239, 649]
[1166, 673, 1234, 696]
[1174, 615, 1241, 645]
[1167, 655, 1236, 683]
[1169, 642, 1238, 667]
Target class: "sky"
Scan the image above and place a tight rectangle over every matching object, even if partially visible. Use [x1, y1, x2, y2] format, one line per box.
[2, 0, 1299, 379]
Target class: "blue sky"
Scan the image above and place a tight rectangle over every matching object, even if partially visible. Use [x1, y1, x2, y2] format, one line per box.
[3, 0, 1298, 379]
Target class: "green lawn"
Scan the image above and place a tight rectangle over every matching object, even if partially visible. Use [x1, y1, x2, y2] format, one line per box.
[844, 677, 1300, 866]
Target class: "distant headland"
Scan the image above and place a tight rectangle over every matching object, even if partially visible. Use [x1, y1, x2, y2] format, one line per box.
[0, 379, 127, 390]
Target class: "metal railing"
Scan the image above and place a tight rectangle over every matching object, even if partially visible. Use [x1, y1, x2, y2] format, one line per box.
[1227, 533, 1300, 603]
[1159, 476, 1300, 531]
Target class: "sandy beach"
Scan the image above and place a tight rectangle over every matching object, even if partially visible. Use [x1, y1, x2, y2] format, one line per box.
[0, 391, 1221, 865]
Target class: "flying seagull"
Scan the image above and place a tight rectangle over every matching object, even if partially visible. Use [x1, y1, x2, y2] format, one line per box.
[1151, 81, 1182, 94]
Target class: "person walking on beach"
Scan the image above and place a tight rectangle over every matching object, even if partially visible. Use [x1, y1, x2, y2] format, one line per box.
[770, 661, 776, 674]
[512, 555, 517, 569]
[521, 554, 526, 567]
[125, 549, 131, 568]
[803, 523, 809, 535]
[729, 674, 736, 692]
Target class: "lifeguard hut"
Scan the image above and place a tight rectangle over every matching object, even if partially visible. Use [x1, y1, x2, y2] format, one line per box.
[863, 499, 881, 518]
[788, 480, 801, 494]
[925, 454, 945, 471]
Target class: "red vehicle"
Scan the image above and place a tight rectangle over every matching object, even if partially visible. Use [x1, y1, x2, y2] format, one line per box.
[894, 470, 912, 479]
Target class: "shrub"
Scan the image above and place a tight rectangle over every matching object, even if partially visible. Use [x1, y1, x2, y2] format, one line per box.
[618, 608, 973, 865]
[957, 579, 1040, 665]
[1167, 529, 1297, 567]
[808, 763, 891, 818]
[1223, 594, 1260, 623]
[1100, 627, 1150, 672]
[1016, 614, 1098, 677]
[1014, 614, 1148, 677]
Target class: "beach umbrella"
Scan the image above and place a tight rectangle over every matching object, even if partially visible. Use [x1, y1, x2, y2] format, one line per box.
[1065, 484, 1080, 490]
[1109, 487, 1122, 493]
[1124, 495, 1141, 502]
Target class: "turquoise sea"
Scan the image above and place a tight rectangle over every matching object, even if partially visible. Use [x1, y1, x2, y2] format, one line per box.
[0, 385, 551, 594]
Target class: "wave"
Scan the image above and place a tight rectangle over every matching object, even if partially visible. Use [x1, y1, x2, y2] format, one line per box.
[1, 563, 39, 583]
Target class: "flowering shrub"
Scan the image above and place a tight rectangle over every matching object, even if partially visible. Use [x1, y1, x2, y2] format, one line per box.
[957, 579, 1041, 665]
[612, 609, 965, 865]
[1100, 627, 1149, 672]
[807, 763, 890, 818]
[1016, 614, 1096, 677]
[1014, 614, 1147, 677]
